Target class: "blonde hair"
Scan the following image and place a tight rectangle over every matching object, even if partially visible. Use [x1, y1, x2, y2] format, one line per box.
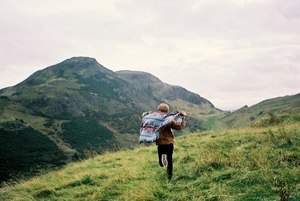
[157, 103, 169, 112]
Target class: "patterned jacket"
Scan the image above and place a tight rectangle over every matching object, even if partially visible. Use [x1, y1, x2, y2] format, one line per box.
[139, 111, 186, 145]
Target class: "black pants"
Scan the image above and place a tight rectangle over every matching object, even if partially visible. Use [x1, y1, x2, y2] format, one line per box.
[157, 144, 174, 178]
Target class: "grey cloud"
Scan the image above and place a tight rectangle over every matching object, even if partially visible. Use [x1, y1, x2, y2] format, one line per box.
[0, 0, 299, 110]
[158, 43, 300, 109]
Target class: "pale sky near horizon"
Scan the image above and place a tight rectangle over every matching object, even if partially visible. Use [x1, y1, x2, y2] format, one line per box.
[1, 0, 300, 111]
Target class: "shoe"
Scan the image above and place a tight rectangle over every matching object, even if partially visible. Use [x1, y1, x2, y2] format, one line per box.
[162, 154, 168, 167]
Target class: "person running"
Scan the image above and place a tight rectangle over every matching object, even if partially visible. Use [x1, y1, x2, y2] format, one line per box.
[156, 103, 187, 180]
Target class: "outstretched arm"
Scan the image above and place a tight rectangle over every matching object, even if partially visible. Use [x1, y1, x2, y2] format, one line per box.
[169, 112, 187, 130]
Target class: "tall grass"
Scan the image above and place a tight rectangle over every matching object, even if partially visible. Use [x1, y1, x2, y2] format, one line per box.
[1, 123, 299, 201]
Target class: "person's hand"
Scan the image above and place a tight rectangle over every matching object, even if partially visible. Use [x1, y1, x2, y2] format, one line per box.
[167, 120, 176, 126]
[180, 111, 187, 117]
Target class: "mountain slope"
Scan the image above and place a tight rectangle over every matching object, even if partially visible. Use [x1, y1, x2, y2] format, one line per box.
[116, 70, 222, 131]
[213, 93, 300, 129]
[0, 57, 220, 182]
[1, 123, 299, 200]
[116, 70, 213, 106]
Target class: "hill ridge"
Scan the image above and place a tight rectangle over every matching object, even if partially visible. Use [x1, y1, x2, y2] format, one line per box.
[212, 92, 300, 129]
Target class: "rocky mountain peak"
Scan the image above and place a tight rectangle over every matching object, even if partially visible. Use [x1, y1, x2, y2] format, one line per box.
[50, 57, 112, 73]
[59, 57, 98, 67]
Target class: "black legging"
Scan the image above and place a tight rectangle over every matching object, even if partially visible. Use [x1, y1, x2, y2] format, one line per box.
[157, 144, 174, 178]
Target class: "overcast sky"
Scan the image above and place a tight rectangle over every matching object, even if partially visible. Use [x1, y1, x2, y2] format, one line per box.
[1, 0, 299, 111]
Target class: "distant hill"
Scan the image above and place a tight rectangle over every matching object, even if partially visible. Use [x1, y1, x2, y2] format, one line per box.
[213, 93, 300, 129]
[0, 57, 221, 182]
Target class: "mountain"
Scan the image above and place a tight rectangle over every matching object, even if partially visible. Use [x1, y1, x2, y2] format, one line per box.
[213, 93, 300, 129]
[115, 70, 221, 131]
[0, 57, 220, 182]
[116, 70, 212, 105]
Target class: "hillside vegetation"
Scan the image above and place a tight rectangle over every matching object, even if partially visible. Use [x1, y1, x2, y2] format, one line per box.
[212, 93, 300, 129]
[1, 122, 299, 201]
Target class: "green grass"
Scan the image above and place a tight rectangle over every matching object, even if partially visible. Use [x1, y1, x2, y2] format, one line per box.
[1, 123, 300, 201]
[61, 119, 115, 153]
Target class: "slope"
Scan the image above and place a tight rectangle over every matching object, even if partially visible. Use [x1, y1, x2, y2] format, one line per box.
[213, 93, 300, 129]
[1, 123, 299, 200]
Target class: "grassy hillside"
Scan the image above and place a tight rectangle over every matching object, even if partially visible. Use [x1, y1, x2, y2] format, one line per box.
[213, 93, 300, 129]
[1, 123, 299, 201]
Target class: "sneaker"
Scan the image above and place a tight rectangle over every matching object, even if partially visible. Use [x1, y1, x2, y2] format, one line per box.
[162, 154, 168, 167]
